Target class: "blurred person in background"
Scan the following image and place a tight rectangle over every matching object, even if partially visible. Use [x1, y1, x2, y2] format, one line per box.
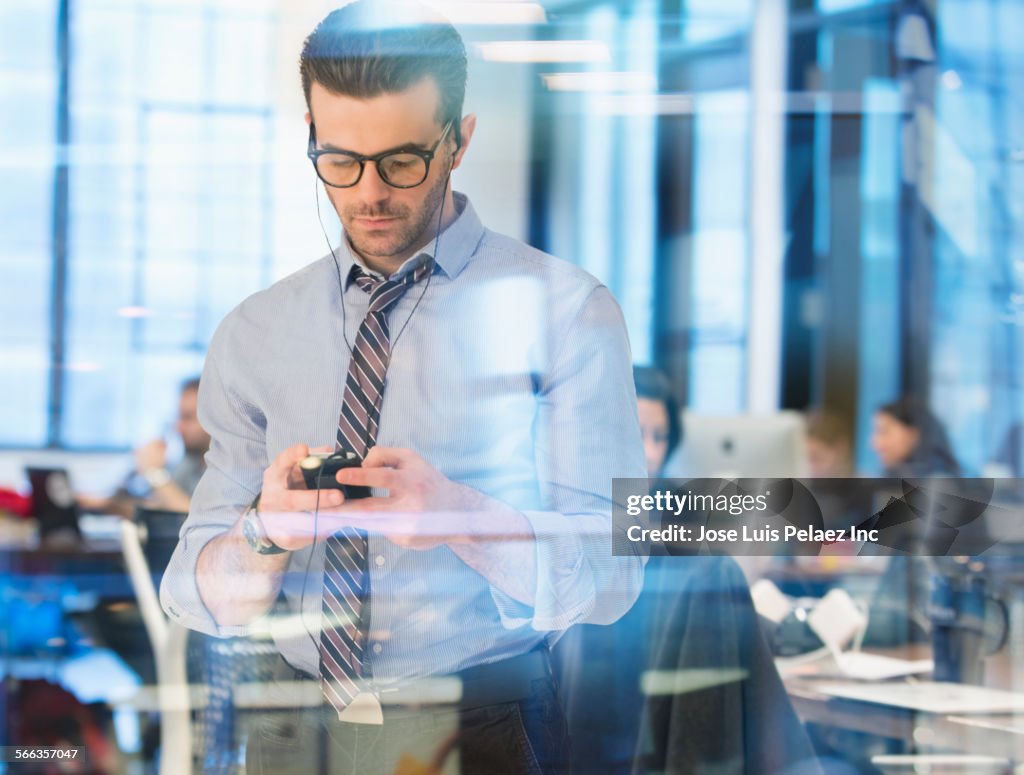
[633, 365, 682, 479]
[556, 367, 818, 774]
[803, 410, 859, 561]
[78, 376, 209, 517]
[805, 410, 853, 479]
[871, 395, 962, 477]
[861, 397, 962, 651]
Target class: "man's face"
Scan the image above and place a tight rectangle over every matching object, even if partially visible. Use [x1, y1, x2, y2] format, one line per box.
[176, 388, 211, 456]
[308, 77, 462, 267]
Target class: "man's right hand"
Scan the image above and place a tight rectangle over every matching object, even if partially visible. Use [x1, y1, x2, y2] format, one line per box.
[256, 444, 348, 552]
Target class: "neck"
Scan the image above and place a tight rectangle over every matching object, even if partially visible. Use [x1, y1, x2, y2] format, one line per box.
[358, 188, 458, 276]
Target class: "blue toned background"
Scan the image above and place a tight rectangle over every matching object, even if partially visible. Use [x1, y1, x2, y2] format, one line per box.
[2, 0, 1021, 480]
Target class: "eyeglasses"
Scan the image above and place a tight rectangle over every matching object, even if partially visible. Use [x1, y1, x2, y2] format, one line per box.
[307, 121, 453, 189]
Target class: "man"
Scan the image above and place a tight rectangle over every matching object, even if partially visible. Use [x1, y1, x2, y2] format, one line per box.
[160, 3, 645, 773]
[79, 377, 209, 517]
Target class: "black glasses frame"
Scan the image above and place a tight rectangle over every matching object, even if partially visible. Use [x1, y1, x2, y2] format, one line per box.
[307, 120, 454, 189]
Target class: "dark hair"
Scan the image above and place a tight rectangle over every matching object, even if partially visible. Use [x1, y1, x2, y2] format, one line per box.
[633, 366, 683, 458]
[300, 0, 467, 145]
[876, 396, 961, 476]
[180, 376, 200, 395]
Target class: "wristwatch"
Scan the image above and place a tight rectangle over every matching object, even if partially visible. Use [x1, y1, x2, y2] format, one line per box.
[242, 497, 288, 555]
[142, 467, 172, 489]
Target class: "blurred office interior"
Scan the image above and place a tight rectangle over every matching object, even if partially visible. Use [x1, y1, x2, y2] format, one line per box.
[1, 0, 1023, 773]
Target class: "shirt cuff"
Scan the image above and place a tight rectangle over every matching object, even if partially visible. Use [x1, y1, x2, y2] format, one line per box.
[159, 521, 254, 639]
[488, 509, 597, 632]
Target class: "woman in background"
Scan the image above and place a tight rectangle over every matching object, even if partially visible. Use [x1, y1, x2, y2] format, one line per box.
[556, 367, 819, 774]
[871, 396, 962, 477]
[633, 365, 682, 478]
[863, 397, 962, 651]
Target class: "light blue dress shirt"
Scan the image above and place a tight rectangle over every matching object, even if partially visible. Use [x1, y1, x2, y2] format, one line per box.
[160, 193, 647, 681]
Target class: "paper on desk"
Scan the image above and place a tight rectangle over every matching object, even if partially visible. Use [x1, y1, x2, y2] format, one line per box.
[776, 650, 932, 681]
[833, 652, 934, 681]
[947, 715, 1024, 735]
[815, 681, 1024, 714]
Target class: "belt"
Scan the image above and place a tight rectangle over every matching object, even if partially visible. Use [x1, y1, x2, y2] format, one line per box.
[280, 648, 552, 711]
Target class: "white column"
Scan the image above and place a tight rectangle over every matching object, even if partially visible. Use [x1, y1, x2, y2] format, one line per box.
[746, 0, 789, 412]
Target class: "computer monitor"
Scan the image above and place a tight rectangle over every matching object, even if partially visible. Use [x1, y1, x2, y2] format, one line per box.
[25, 467, 81, 540]
[667, 411, 808, 479]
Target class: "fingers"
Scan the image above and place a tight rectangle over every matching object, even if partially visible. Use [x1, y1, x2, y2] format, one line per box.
[335, 465, 399, 490]
[363, 446, 417, 469]
[277, 487, 347, 512]
[263, 443, 350, 513]
[271, 443, 311, 472]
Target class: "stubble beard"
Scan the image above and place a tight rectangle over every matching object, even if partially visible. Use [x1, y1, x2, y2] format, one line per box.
[340, 169, 449, 264]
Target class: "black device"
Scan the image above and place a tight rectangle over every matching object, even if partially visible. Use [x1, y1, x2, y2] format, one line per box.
[299, 452, 371, 499]
[26, 467, 81, 541]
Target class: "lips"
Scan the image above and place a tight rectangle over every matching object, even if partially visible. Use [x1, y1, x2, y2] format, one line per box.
[355, 216, 398, 228]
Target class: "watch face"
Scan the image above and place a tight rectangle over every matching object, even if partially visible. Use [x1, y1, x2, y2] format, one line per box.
[242, 512, 261, 551]
[242, 510, 286, 554]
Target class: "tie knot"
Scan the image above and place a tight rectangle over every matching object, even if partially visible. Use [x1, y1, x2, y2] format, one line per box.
[351, 257, 434, 314]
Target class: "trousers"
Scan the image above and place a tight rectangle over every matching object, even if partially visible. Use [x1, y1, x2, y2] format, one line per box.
[245, 658, 571, 775]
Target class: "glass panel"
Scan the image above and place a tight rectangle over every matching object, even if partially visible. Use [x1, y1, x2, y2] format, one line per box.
[61, 2, 277, 448]
[929, 0, 1024, 474]
[688, 92, 750, 412]
[0, 0, 56, 446]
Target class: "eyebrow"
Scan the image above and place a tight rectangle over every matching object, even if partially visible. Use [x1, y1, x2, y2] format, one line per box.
[317, 138, 431, 155]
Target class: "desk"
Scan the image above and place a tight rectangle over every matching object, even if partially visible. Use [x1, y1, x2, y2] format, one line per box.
[0, 526, 148, 693]
[782, 648, 1024, 763]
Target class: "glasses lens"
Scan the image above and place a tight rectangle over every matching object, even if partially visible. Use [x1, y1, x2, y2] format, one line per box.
[378, 153, 428, 187]
[316, 153, 362, 187]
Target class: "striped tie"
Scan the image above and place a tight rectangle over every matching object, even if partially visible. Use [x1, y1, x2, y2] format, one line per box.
[319, 256, 434, 720]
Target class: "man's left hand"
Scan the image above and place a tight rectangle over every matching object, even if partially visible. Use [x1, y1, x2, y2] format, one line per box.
[330, 447, 536, 604]
[330, 447, 512, 551]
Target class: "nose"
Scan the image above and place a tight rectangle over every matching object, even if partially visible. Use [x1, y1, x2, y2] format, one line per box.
[357, 159, 392, 203]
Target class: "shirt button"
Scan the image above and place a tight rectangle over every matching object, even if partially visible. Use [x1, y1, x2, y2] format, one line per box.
[372, 643, 383, 655]
[374, 555, 385, 567]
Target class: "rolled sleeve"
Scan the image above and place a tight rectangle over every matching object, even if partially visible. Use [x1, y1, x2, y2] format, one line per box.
[159, 321, 267, 638]
[160, 515, 252, 638]
[491, 285, 648, 631]
[489, 509, 596, 631]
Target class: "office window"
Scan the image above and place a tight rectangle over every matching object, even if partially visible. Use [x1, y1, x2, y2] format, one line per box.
[0, 0, 58, 447]
[542, 2, 658, 365]
[2, 1, 280, 449]
[854, 80, 902, 472]
[687, 91, 750, 412]
[927, 0, 1024, 473]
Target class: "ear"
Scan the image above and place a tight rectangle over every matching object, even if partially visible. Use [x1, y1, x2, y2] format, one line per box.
[449, 113, 477, 172]
[304, 111, 312, 126]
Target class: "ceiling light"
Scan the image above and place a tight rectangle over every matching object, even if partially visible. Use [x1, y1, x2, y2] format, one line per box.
[542, 72, 655, 92]
[475, 40, 611, 63]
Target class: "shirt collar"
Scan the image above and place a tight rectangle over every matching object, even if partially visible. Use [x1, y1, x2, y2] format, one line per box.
[337, 192, 484, 287]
